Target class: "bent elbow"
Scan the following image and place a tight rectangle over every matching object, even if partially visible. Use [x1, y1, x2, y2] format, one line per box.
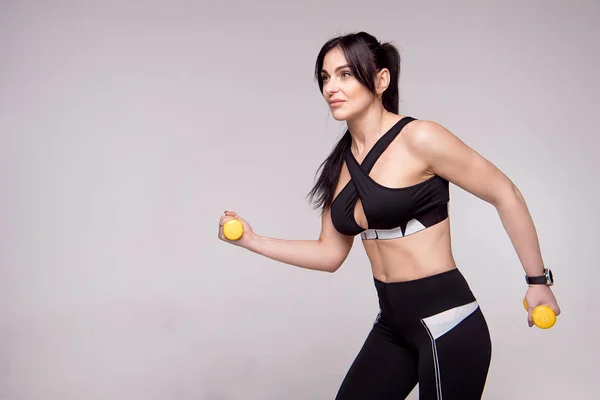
[325, 257, 345, 273]
[325, 262, 341, 273]
[495, 182, 525, 209]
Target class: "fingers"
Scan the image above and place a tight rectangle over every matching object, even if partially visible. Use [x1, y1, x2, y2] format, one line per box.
[526, 303, 533, 327]
[218, 211, 245, 243]
[219, 210, 239, 226]
[222, 211, 240, 223]
[524, 297, 534, 327]
[551, 297, 561, 316]
[217, 213, 231, 240]
[525, 286, 561, 328]
[219, 215, 234, 226]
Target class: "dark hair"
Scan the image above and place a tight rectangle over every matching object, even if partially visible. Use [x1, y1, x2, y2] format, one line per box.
[306, 32, 401, 211]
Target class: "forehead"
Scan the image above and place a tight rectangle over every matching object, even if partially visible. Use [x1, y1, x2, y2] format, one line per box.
[322, 47, 348, 71]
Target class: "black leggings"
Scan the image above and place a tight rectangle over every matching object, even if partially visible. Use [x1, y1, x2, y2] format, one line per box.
[335, 268, 492, 400]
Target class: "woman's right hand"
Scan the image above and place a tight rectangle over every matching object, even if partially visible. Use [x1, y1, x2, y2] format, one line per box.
[218, 210, 255, 248]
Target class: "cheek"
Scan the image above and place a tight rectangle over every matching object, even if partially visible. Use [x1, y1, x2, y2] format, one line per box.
[346, 84, 372, 106]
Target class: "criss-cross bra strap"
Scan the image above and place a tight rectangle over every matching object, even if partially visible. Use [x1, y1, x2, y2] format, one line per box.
[345, 117, 416, 190]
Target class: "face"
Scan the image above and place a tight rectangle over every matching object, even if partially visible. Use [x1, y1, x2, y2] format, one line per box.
[320, 47, 375, 121]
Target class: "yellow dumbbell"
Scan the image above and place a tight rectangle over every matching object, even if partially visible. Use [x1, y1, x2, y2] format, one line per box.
[223, 218, 244, 241]
[523, 298, 556, 329]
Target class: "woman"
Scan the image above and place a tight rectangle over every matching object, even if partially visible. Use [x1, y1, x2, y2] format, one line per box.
[218, 32, 560, 399]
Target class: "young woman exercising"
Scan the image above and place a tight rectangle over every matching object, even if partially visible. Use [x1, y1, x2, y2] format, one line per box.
[218, 31, 560, 399]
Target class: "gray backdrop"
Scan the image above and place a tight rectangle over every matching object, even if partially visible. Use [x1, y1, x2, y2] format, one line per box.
[1, 0, 598, 399]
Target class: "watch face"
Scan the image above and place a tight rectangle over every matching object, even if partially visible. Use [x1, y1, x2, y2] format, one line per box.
[545, 269, 554, 285]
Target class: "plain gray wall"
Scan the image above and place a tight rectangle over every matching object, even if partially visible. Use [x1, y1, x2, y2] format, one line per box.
[1, 0, 598, 399]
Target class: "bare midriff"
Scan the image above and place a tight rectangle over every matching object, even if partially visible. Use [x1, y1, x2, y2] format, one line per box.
[362, 219, 456, 282]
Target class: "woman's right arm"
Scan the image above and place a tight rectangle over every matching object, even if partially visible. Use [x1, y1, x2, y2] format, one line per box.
[218, 208, 354, 273]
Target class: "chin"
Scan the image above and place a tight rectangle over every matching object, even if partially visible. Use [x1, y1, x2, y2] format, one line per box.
[330, 108, 352, 121]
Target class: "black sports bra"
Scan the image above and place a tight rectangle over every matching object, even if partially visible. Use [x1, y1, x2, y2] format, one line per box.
[330, 117, 450, 240]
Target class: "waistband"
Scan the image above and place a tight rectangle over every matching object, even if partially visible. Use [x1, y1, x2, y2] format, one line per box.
[373, 268, 476, 320]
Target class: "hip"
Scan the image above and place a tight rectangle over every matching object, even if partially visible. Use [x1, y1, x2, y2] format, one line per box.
[373, 268, 479, 327]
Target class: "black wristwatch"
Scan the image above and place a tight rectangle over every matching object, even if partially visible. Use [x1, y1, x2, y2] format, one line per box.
[525, 268, 554, 286]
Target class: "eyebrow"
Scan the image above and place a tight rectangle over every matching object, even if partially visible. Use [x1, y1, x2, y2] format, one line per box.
[321, 64, 350, 74]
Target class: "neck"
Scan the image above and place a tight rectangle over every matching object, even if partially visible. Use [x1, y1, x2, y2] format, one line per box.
[346, 105, 397, 156]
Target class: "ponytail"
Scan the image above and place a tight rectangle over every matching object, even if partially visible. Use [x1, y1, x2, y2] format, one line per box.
[380, 42, 400, 114]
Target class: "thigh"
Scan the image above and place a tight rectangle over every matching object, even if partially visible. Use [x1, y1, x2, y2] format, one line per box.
[418, 306, 492, 400]
[335, 322, 418, 400]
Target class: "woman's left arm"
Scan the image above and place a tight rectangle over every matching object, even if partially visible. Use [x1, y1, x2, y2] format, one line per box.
[405, 120, 561, 327]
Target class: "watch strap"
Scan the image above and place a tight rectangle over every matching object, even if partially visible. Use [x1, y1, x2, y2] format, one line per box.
[525, 268, 553, 285]
[525, 275, 547, 285]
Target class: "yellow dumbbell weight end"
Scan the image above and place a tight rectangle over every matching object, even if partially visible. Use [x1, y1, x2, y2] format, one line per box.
[523, 299, 557, 329]
[223, 219, 244, 241]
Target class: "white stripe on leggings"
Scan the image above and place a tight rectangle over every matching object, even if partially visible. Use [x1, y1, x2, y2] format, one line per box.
[419, 300, 479, 399]
[421, 320, 442, 399]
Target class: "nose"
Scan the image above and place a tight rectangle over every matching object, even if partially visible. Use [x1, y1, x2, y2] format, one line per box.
[323, 80, 339, 97]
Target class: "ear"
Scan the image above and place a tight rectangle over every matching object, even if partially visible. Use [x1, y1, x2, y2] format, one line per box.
[375, 68, 390, 97]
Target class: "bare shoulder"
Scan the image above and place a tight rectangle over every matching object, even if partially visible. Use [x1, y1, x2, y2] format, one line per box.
[403, 119, 461, 151]
[401, 119, 471, 165]
[401, 118, 514, 206]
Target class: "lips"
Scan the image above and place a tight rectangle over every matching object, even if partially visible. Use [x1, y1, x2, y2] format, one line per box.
[329, 99, 345, 105]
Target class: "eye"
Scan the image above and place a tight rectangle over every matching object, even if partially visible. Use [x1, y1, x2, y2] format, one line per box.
[341, 71, 352, 78]
[321, 75, 330, 82]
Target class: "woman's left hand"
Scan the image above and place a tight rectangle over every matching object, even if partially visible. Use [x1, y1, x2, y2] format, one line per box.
[524, 285, 561, 327]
